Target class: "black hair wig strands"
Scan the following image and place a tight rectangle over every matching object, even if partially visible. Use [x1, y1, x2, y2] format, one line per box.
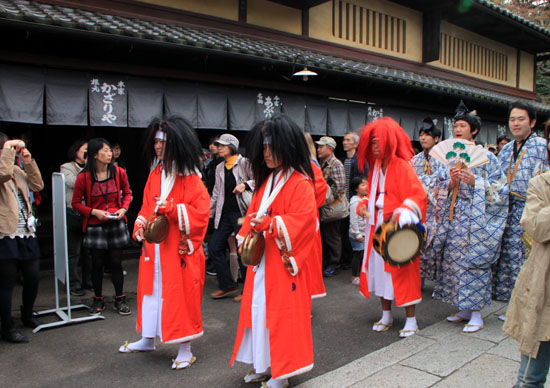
[245, 114, 314, 188]
[144, 116, 203, 176]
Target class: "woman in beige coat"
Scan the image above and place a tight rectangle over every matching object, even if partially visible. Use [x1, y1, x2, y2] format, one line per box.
[0, 132, 44, 343]
[503, 122, 550, 388]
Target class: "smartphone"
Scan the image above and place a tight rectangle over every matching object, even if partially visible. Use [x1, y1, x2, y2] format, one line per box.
[106, 213, 118, 219]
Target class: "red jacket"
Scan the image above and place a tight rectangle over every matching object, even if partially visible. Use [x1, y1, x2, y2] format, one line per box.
[72, 166, 132, 232]
[231, 170, 317, 379]
[359, 157, 427, 307]
[134, 167, 210, 343]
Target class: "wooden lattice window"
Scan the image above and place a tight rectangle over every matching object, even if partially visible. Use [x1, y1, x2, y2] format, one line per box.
[440, 33, 508, 81]
[332, 0, 406, 54]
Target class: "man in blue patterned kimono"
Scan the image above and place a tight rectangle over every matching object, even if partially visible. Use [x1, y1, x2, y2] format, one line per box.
[492, 102, 547, 304]
[410, 117, 445, 283]
[430, 102, 508, 333]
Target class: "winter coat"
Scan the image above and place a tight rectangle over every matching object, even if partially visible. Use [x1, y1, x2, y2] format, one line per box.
[503, 171, 550, 357]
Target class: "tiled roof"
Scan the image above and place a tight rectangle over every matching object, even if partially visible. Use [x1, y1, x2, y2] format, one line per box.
[476, 0, 550, 38]
[0, 0, 549, 113]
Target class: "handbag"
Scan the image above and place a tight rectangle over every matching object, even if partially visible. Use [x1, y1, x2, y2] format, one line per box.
[320, 187, 350, 222]
[236, 160, 253, 215]
[66, 207, 83, 231]
[319, 160, 349, 222]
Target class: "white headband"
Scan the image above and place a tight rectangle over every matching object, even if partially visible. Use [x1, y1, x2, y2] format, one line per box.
[155, 130, 166, 141]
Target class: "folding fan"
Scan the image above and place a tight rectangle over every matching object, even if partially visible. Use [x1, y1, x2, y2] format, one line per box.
[429, 139, 489, 169]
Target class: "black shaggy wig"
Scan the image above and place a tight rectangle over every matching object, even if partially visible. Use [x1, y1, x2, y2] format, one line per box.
[245, 114, 314, 188]
[144, 116, 203, 176]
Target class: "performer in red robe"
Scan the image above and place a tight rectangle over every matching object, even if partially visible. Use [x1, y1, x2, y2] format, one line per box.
[230, 114, 318, 388]
[118, 117, 210, 370]
[356, 117, 427, 338]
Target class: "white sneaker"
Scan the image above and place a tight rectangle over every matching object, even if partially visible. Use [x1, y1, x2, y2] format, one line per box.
[351, 277, 360, 286]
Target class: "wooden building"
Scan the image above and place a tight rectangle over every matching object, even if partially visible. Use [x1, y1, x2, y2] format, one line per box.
[0, 0, 549, 255]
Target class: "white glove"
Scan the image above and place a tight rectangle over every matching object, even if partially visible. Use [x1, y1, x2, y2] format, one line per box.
[394, 208, 419, 227]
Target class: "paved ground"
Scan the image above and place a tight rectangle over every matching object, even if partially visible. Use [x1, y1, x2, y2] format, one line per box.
[296, 301, 550, 388]
[0, 258, 460, 388]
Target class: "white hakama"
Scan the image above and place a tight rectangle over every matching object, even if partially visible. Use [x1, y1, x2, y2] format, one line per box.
[366, 172, 395, 301]
[140, 244, 164, 340]
[234, 252, 271, 374]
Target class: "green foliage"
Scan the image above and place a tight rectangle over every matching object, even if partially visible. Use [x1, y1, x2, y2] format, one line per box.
[453, 142, 467, 150]
[446, 151, 457, 159]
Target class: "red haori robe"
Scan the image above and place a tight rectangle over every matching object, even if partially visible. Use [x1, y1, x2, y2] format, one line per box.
[133, 166, 210, 343]
[359, 157, 427, 307]
[230, 170, 318, 379]
[308, 160, 328, 299]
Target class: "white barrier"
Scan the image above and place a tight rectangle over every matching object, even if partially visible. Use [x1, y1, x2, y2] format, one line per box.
[33, 172, 104, 332]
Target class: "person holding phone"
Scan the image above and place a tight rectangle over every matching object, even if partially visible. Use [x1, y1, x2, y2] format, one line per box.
[0, 133, 44, 343]
[72, 138, 132, 316]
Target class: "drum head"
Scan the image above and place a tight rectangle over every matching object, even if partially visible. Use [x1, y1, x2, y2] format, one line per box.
[385, 229, 420, 264]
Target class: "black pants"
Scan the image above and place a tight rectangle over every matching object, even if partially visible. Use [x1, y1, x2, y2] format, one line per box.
[91, 249, 123, 297]
[321, 220, 341, 269]
[67, 226, 83, 289]
[340, 216, 352, 266]
[0, 258, 40, 324]
[351, 250, 364, 277]
[210, 211, 246, 291]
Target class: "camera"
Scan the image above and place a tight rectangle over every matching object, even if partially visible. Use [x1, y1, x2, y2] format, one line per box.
[27, 216, 41, 233]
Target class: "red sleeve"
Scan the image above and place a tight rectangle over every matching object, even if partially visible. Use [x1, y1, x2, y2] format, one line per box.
[174, 175, 211, 254]
[269, 178, 317, 275]
[119, 167, 132, 211]
[400, 162, 427, 221]
[237, 183, 262, 241]
[134, 169, 156, 237]
[71, 173, 92, 217]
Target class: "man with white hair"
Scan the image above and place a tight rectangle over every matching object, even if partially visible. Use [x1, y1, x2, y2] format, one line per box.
[339, 132, 361, 270]
[317, 136, 346, 277]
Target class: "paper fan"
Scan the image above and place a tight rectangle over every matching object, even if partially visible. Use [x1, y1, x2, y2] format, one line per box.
[430, 139, 489, 169]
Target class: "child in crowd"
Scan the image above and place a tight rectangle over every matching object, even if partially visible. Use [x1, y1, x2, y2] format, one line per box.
[348, 176, 367, 286]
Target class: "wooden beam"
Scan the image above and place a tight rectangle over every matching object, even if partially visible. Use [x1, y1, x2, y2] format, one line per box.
[422, 9, 441, 63]
[302, 8, 309, 37]
[239, 0, 247, 23]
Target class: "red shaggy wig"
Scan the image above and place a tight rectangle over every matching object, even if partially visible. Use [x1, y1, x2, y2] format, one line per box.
[357, 117, 414, 174]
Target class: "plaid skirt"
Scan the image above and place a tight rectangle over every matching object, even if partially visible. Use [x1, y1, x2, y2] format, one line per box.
[83, 220, 130, 250]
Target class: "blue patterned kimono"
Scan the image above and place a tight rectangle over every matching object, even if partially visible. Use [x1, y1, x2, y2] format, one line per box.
[492, 134, 548, 301]
[410, 151, 445, 280]
[430, 146, 508, 311]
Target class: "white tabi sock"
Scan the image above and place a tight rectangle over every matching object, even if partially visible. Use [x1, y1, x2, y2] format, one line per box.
[468, 311, 483, 325]
[403, 316, 418, 332]
[244, 369, 270, 383]
[172, 342, 195, 369]
[446, 309, 471, 322]
[264, 377, 289, 388]
[118, 337, 155, 353]
[399, 316, 419, 337]
[380, 310, 393, 325]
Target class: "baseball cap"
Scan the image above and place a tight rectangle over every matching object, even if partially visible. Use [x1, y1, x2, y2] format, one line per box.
[315, 136, 337, 149]
[215, 134, 239, 150]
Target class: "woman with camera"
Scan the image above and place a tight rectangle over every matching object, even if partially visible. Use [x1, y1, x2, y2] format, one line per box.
[60, 140, 88, 296]
[72, 138, 132, 316]
[0, 133, 44, 343]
